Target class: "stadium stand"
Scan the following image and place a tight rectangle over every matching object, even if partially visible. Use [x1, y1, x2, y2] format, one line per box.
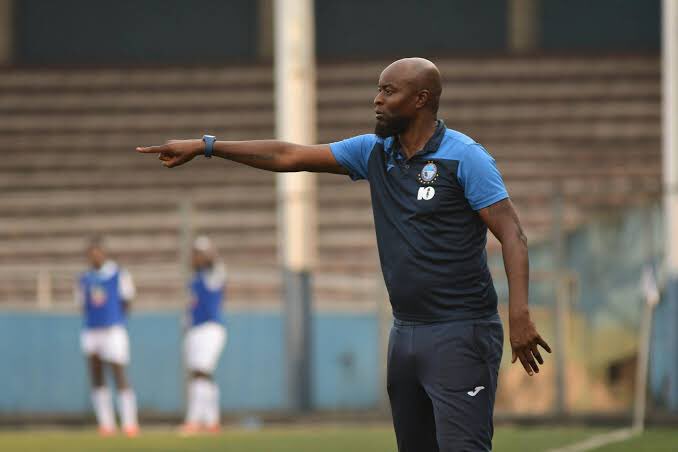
[0, 56, 661, 306]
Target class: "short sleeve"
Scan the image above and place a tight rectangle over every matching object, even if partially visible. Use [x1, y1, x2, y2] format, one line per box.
[457, 144, 509, 211]
[329, 134, 378, 181]
[118, 269, 136, 302]
[204, 263, 227, 291]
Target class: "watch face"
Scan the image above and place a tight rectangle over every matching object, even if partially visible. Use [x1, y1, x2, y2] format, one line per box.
[202, 135, 216, 157]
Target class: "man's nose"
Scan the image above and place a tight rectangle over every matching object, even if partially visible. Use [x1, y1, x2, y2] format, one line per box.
[373, 93, 382, 106]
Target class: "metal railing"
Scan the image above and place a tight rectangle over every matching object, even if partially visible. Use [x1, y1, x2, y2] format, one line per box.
[0, 263, 384, 311]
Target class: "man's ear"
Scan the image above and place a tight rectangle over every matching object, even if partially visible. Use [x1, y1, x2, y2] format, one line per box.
[416, 90, 431, 109]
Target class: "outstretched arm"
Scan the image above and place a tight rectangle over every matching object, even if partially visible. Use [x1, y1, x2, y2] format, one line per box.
[137, 139, 348, 174]
[479, 198, 551, 376]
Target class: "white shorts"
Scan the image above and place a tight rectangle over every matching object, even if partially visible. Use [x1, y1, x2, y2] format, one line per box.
[80, 325, 130, 365]
[184, 322, 226, 374]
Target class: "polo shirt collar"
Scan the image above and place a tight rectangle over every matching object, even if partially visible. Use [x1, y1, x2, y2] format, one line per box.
[384, 119, 446, 168]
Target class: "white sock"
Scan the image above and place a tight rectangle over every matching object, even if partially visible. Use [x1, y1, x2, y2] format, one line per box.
[191, 378, 216, 426]
[204, 381, 220, 427]
[92, 387, 116, 430]
[185, 379, 203, 425]
[117, 389, 138, 430]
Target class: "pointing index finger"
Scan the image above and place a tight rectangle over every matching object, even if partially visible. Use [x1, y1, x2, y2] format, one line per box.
[136, 144, 169, 154]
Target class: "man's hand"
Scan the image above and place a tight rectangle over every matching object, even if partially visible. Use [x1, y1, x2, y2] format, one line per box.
[510, 310, 551, 376]
[137, 139, 204, 168]
[479, 198, 552, 376]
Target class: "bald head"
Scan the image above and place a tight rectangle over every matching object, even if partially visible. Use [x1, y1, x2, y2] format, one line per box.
[380, 57, 442, 113]
[374, 58, 443, 138]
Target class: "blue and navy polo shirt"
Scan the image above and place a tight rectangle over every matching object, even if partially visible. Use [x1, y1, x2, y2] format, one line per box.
[330, 120, 509, 322]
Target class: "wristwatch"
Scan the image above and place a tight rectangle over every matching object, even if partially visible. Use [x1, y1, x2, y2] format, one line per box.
[202, 134, 216, 158]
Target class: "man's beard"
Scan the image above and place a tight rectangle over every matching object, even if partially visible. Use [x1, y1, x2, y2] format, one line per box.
[374, 114, 411, 138]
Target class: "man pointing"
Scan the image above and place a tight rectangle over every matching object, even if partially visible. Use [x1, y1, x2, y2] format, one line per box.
[138, 57, 551, 451]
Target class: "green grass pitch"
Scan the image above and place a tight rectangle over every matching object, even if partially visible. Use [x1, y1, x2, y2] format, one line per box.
[0, 425, 676, 451]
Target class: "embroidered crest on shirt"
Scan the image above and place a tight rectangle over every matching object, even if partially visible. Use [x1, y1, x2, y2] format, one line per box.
[418, 161, 438, 185]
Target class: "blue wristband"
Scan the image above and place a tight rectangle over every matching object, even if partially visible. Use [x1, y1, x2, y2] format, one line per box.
[202, 134, 216, 159]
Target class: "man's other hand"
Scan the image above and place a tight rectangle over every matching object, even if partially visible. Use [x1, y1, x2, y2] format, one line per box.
[510, 311, 552, 376]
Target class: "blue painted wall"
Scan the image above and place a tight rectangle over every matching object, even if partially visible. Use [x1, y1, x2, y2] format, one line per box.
[0, 311, 380, 415]
[541, 0, 660, 51]
[14, 0, 259, 64]
[12, 0, 660, 65]
[312, 314, 380, 409]
[316, 0, 507, 57]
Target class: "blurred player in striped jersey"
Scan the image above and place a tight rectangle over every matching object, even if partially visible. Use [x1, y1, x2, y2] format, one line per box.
[76, 237, 139, 437]
[180, 236, 227, 434]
